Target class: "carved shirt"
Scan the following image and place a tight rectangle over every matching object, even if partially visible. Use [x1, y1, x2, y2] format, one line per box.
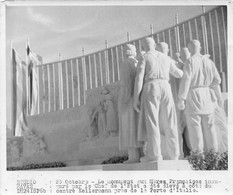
[137, 50, 183, 83]
[178, 53, 221, 114]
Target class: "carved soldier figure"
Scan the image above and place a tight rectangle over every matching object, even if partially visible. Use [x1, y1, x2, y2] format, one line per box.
[118, 44, 143, 163]
[134, 38, 183, 162]
[178, 40, 220, 156]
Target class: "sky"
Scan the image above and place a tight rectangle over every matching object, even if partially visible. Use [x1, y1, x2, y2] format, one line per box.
[6, 5, 217, 63]
[5, 5, 217, 128]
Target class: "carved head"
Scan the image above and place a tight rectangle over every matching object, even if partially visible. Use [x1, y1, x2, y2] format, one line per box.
[141, 37, 156, 52]
[101, 89, 109, 95]
[188, 40, 201, 55]
[105, 94, 112, 100]
[156, 42, 169, 55]
[180, 47, 191, 62]
[124, 44, 137, 57]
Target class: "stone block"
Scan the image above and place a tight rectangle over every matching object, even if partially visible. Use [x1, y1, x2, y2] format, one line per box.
[78, 137, 127, 165]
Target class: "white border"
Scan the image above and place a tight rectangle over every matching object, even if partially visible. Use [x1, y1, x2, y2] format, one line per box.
[1, 1, 233, 195]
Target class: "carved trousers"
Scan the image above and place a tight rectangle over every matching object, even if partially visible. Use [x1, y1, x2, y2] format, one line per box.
[185, 112, 218, 154]
[138, 80, 180, 160]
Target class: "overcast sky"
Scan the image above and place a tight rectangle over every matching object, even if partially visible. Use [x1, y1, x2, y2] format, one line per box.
[6, 5, 217, 63]
[6, 5, 217, 128]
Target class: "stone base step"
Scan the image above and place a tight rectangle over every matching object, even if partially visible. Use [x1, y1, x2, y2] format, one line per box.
[34, 160, 192, 171]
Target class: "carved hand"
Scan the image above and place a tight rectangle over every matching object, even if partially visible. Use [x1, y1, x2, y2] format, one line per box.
[177, 99, 185, 110]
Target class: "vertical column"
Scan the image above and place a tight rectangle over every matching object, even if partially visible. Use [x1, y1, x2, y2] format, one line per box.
[168, 29, 173, 57]
[175, 13, 180, 52]
[70, 60, 75, 107]
[182, 23, 186, 47]
[42, 65, 46, 113]
[162, 32, 166, 42]
[37, 66, 40, 114]
[58, 53, 64, 110]
[88, 55, 93, 89]
[93, 54, 98, 88]
[215, 9, 222, 72]
[209, 12, 215, 62]
[201, 6, 208, 54]
[188, 21, 193, 40]
[221, 6, 227, 55]
[76, 58, 81, 106]
[150, 24, 154, 37]
[127, 32, 130, 42]
[65, 61, 69, 108]
[156, 34, 160, 43]
[52, 63, 56, 111]
[115, 47, 120, 81]
[82, 54, 87, 105]
[111, 48, 115, 82]
[194, 18, 199, 40]
[98, 52, 103, 86]
[105, 40, 110, 84]
[47, 65, 51, 112]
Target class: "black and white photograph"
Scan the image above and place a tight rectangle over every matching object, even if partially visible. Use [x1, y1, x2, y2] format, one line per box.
[0, 0, 232, 194]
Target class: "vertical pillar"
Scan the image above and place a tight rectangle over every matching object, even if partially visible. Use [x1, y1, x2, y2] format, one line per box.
[175, 13, 180, 52]
[201, 5, 208, 54]
[127, 32, 130, 42]
[58, 52, 63, 110]
[82, 47, 87, 104]
[150, 24, 154, 37]
[105, 40, 109, 84]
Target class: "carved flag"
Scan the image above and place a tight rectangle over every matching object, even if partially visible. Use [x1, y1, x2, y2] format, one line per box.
[26, 44, 43, 115]
[12, 49, 27, 136]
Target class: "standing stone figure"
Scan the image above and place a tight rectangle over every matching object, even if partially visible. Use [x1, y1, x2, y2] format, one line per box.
[134, 37, 183, 162]
[118, 44, 143, 163]
[156, 42, 185, 159]
[178, 40, 220, 156]
[104, 94, 117, 136]
[180, 47, 191, 65]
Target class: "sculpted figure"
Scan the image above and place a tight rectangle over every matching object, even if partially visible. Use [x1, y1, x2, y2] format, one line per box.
[205, 55, 228, 153]
[118, 44, 143, 163]
[157, 42, 185, 159]
[178, 40, 220, 157]
[89, 108, 98, 139]
[134, 38, 183, 162]
[23, 130, 47, 157]
[180, 47, 191, 64]
[97, 101, 107, 138]
[211, 85, 228, 153]
[104, 94, 117, 136]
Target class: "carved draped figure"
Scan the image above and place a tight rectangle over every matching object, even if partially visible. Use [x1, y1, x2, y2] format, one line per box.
[118, 57, 143, 150]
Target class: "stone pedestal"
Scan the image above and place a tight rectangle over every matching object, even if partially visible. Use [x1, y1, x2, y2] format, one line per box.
[78, 137, 127, 165]
[34, 160, 192, 171]
[103, 160, 191, 171]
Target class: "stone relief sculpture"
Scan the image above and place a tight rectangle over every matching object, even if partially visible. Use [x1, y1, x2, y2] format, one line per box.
[8, 140, 22, 167]
[23, 129, 47, 157]
[118, 44, 143, 163]
[89, 99, 108, 140]
[134, 38, 183, 162]
[104, 94, 118, 137]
